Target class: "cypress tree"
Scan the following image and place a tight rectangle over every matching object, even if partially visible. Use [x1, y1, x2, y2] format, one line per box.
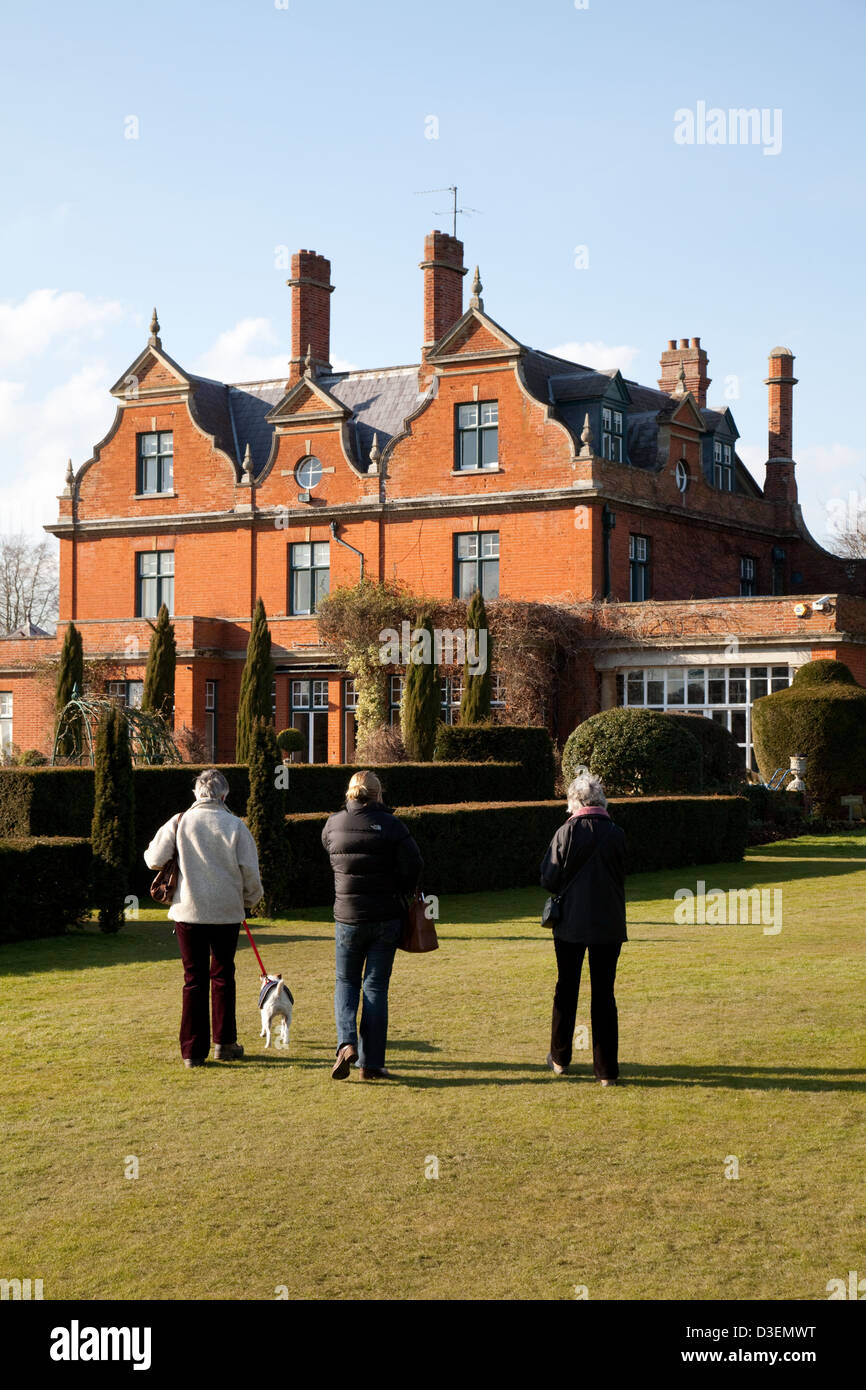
[459, 589, 493, 724]
[236, 597, 275, 762]
[141, 603, 176, 720]
[91, 705, 135, 933]
[400, 614, 441, 760]
[55, 622, 84, 758]
[246, 718, 291, 917]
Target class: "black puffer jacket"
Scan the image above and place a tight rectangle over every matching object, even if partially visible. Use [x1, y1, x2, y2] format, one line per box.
[321, 799, 423, 925]
[540, 812, 627, 945]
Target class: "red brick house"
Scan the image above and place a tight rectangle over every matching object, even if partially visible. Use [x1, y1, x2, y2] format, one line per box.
[3, 230, 865, 768]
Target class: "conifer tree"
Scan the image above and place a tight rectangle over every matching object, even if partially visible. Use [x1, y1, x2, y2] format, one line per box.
[55, 622, 84, 758]
[459, 589, 493, 724]
[236, 598, 274, 762]
[246, 718, 291, 916]
[400, 614, 440, 760]
[91, 705, 135, 933]
[141, 604, 176, 721]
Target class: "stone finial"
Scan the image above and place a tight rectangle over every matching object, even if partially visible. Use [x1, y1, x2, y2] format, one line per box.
[368, 433, 380, 475]
[63, 458, 74, 495]
[303, 343, 314, 379]
[674, 361, 687, 395]
[149, 307, 161, 347]
[242, 442, 253, 481]
[469, 265, 484, 312]
[578, 412, 594, 459]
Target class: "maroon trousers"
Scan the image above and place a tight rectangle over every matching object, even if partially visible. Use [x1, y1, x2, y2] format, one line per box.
[174, 922, 240, 1060]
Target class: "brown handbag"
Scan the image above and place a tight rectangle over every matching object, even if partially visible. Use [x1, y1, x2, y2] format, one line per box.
[150, 812, 184, 906]
[398, 889, 439, 954]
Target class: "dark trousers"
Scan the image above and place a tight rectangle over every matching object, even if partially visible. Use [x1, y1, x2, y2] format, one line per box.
[175, 923, 240, 1060]
[550, 938, 622, 1079]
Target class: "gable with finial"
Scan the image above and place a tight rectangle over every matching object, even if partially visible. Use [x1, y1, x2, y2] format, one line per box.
[109, 307, 193, 401]
[426, 276, 523, 365]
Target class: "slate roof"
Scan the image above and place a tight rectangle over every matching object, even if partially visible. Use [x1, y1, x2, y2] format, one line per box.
[3, 620, 51, 639]
[179, 335, 761, 493]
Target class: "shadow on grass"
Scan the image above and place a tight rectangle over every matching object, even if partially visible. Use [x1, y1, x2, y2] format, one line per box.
[279, 1060, 866, 1092]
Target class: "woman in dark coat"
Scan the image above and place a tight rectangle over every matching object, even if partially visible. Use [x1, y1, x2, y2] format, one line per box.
[540, 771, 627, 1084]
[321, 770, 423, 1081]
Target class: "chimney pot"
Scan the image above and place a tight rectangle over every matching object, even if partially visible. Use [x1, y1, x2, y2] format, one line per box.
[667, 339, 676, 350]
[691, 337, 701, 348]
[679, 338, 689, 349]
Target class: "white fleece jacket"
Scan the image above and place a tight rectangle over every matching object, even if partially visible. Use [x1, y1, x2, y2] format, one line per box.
[144, 797, 264, 924]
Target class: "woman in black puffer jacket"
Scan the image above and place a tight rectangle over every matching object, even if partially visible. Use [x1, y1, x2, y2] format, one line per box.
[321, 770, 422, 1081]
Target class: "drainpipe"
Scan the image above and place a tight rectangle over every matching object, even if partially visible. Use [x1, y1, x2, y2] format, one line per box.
[602, 504, 616, 599]
[329, 521, 364, 580]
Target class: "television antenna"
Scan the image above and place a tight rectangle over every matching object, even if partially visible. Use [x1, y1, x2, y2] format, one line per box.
[414, 185, 481, 238]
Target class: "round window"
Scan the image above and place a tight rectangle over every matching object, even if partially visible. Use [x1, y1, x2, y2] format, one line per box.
[295, 456, 323, 490]
[675, 460, 689, 493]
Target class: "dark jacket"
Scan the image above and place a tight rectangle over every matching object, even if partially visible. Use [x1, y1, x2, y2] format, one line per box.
[321, 799, 423, 926]
[540, 811, 627, 945]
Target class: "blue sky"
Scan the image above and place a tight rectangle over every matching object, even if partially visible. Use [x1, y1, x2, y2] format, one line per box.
[1, 0, 863, 546]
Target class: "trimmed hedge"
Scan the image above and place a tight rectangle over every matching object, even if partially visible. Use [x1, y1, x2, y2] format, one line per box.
[0, 760, 529, 841]
[433, 725, 556, 799]
[563, 709, 703, 794]
[752, 659, 866, 807]
[0, 796, 749, 926]
[286, 795, 750, 907]
[0, 838, 92, 942]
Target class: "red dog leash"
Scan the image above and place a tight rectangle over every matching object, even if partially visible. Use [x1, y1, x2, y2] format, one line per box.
[243, 920, 268, 978]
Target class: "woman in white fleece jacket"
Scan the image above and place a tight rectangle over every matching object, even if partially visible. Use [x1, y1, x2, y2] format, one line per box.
[145, 768, 263, 1068]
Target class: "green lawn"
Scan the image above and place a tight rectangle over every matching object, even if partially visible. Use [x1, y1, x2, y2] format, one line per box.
[1, 832, 864, 1301]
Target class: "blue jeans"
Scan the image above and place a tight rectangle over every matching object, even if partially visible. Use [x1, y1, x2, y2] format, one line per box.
[334, 919, 402, 1070]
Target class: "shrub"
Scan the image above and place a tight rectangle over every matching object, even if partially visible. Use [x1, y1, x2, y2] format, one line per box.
[752, 658, 866, 808]
[563, 708, 703, 795]
[55, 622, 84, 758]
[290, 794, 749, 907]
[17, 749, 47, 767]
[276, 728, 305, 757]
[0, 838, 92, 943]
[355, 724, 406, 764]
[400, 615, 441, 760]
[666, 714, 746, 791]
[235, 598, 275, 762]
[459, 589, 492, 723]
[434, 725, 556, 799]
[91, 707, 135, 933]
[247, 721, 292, 916]
[141, 604, 176, 720]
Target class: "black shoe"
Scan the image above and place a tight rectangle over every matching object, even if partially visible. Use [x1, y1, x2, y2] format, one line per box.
[360, 1067, 393, 1080]
[331, 1044, 358, 1080]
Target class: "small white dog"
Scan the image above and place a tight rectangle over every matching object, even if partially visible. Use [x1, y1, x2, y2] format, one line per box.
[258, 974, 294, 1050]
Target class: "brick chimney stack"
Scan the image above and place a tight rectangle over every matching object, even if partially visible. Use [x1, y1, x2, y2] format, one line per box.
[764, 347, 798, 503]
[287, 250, 333, 385]
[420, 231, 467, 360]
[658, 337, 711, 408]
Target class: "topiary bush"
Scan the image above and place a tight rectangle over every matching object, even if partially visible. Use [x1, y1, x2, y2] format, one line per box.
[276, 728, 305, 757]
[666, 714, 746, 791]
[751, 658, 866, 808]
[562, 708, 703, 795]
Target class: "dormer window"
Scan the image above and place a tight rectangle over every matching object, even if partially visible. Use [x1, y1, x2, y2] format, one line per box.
[137, 432, 173, 495]
[601, 408, 623, 461]
[457, 402, 498, 470]
[713, 440, 734, 491]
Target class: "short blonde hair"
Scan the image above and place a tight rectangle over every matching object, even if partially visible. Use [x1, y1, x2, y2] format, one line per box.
[347, 770, 382, 804]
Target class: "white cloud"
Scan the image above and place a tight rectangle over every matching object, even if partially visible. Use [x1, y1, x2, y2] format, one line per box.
[0, 363, 115, 539]
[194, 317, 357, 382]
[548, 340, 640, 374]
[0, 289, 123, 369]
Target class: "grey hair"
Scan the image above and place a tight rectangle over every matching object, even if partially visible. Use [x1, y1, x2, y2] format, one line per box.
[194, 768, 230, 803]
[567, 770, 607, 811]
